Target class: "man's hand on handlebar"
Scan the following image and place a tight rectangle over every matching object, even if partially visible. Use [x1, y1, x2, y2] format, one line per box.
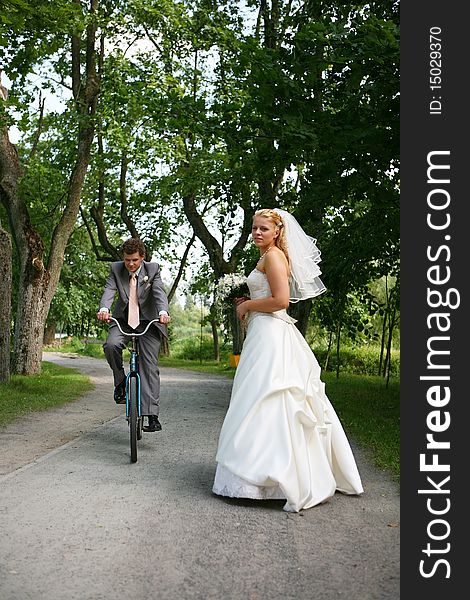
[97, 310, 112, 323]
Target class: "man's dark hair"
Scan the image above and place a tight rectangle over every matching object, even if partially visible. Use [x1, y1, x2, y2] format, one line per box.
[122, 238, 146, 257]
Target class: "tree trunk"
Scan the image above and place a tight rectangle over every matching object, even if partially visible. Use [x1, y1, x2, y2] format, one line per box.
[6, 120, 98, 374]
[43, 323, 56, 346]
[160, 336, 170, 357]
[230, 303, 245, 355]
[288, 298, 312, 337]
[210, 316, 220, 362]
[378, 308, 388, 375]
[182, 191, 253, 356]
[0, 124, 47, 374]
[324, 329, 333, 371]
[0, 224, 12, 381]
[0, 1, 101, 374]
[13, 269, 51, 374]
[385, 306, 397, 388]
[335, 320, 342, 379]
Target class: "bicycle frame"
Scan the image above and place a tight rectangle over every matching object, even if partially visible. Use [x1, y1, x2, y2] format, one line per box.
[125, 336, 141, 419]
[108, 317, 161, 420]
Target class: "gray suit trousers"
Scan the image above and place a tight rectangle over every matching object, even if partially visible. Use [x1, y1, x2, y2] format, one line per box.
[103, 323, 162, 416]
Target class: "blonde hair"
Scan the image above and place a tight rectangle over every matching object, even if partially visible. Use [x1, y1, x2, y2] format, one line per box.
[254, 208, 290, 265]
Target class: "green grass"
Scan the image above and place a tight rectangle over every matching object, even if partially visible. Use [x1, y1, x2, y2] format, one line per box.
[44, 338, 105, 359]
[322, 372, 400, 481]
[158, 356, 237, 378]
[0, 362, 94, 428]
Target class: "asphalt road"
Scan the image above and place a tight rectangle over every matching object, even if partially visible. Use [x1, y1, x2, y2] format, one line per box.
[0, 353, 399, 600]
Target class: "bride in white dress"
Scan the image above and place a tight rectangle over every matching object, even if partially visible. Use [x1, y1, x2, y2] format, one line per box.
[212, 208, 363, 512]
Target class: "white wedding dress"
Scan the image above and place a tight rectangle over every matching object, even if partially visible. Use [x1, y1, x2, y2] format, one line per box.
[212, 268, 364, 512]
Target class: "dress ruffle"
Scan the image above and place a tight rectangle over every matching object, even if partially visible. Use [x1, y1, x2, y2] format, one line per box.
[213, 270, 363, 512]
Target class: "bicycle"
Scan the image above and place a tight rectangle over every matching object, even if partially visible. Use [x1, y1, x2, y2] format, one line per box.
[109, 316, 161, 463]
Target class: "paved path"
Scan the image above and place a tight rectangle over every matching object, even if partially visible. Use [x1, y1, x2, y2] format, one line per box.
[0, 353, 399, 600]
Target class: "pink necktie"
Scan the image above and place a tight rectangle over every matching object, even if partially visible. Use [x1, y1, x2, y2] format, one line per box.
[128, 274, 139, 329]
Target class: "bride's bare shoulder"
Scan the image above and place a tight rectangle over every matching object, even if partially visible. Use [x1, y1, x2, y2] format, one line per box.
[265, 247, 289, 272]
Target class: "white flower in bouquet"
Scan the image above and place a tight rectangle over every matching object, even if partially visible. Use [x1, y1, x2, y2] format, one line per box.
[214, 273, 249, 317]
[215, 273, 248, 301]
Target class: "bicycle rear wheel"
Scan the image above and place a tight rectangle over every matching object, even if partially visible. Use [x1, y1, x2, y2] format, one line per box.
[128, 376, 138, 463]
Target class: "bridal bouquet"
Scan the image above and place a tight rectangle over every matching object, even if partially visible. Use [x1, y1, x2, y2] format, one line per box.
[214, 273, 249, 318]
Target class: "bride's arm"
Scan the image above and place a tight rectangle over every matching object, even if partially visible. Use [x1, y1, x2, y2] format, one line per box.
[236, 251, 290, 319]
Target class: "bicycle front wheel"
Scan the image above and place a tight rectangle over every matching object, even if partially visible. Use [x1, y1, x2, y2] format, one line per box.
[128, 376, 138, 463]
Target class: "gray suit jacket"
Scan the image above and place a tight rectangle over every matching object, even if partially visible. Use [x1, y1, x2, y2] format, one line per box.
[99, 261, 169, 338]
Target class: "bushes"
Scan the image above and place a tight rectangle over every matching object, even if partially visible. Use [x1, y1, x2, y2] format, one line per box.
[313, 346, 399, 377]
[44, 334, 399, 378]
[170, 334, 234, 362]
[43, 337, 105, 359]
[171, 336, 399, 377]
[171, 335, 217, 361]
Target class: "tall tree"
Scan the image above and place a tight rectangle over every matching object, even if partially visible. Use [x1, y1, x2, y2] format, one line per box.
[285, 1, 400, 334]
[0, 220, 12, 382]
[0, 0, 101, 374]
[0, 67, 13, 381]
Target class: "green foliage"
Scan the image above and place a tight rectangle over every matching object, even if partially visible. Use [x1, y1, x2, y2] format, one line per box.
[277, 2, 399, 348]
[0, 0, 81, 82]
[310, 274, 399, 349]
[167, 297, 212, 339]
[44, 337, 106, 359]
[171, 334, 218, 361]
[2, 0, 399, 373]
[311, 345, 399, 378]
[47, 228, 110, 337]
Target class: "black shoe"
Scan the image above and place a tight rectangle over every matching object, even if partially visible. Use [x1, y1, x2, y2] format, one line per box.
[114, 381, 126, 404]
[143, 416, 162, 432]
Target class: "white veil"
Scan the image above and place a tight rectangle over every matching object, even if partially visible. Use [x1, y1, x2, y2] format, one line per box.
[275, 208, 326, 302]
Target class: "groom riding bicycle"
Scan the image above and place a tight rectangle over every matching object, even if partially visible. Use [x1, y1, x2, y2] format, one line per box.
[97, 238, 170, 432]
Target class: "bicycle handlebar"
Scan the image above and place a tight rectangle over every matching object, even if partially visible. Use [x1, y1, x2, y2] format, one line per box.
[108, 316, 161, 337]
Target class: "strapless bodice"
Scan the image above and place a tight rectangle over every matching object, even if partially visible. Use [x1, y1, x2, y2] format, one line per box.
[246, 269, 296, 324]
[247, 268, 272, 299]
